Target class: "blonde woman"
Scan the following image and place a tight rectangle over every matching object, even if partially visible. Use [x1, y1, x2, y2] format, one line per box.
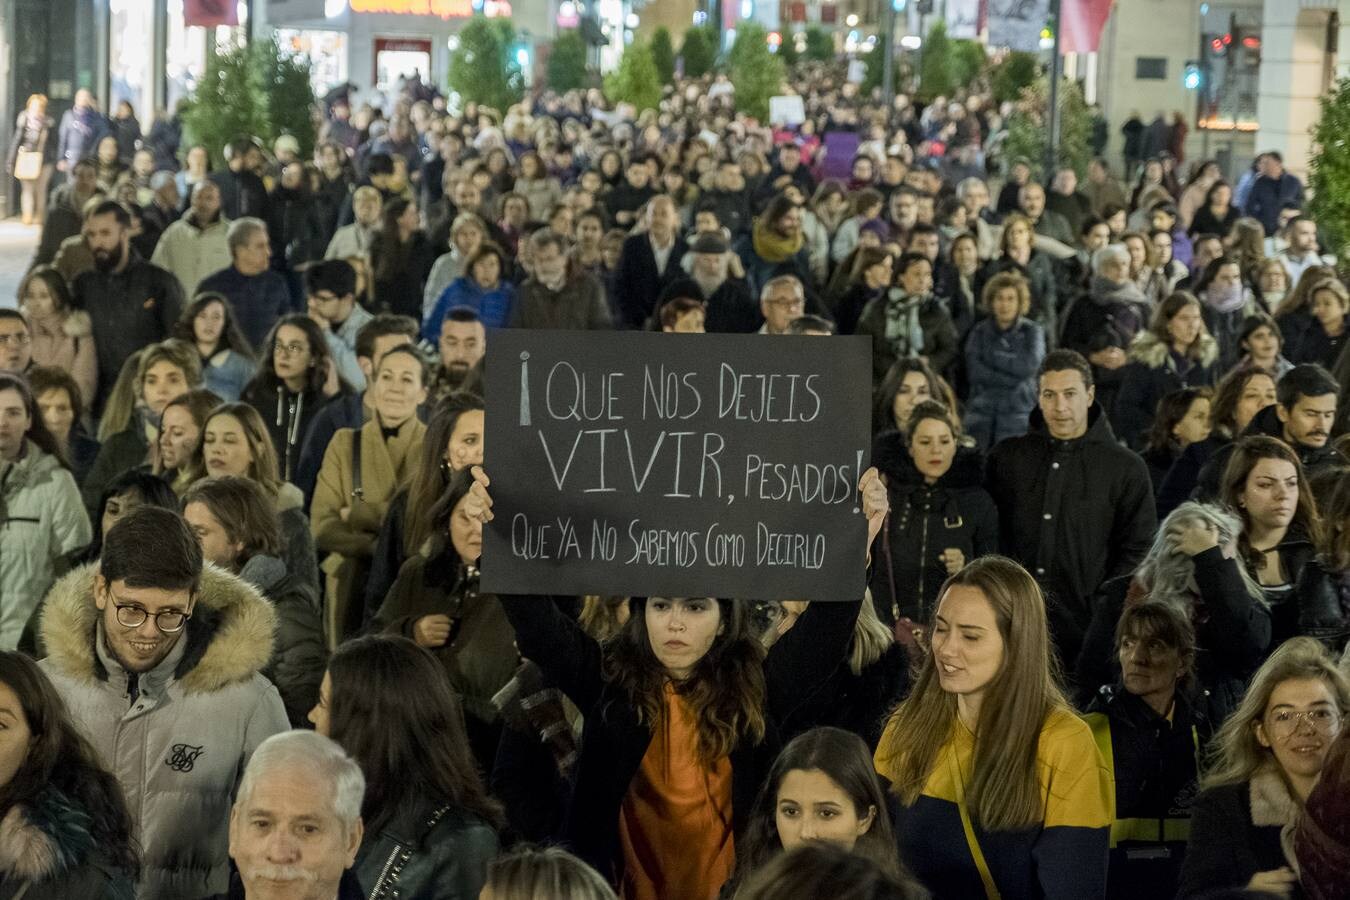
[1178, 637, 1350, 898]
[82, 339, 200, 514]
[874, 556, 1113, 899]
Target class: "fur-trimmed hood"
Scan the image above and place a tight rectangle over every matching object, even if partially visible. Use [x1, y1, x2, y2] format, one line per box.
[1128, 328, 1219, 369]
[0, 785, 128, 891]
[39, 562, 277, 695]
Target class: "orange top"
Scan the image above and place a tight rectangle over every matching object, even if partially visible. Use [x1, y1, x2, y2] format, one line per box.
[617, 683, 736, 900]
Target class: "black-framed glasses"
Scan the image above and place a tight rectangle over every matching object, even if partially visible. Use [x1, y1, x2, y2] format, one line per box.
[110, 591, 192, 634]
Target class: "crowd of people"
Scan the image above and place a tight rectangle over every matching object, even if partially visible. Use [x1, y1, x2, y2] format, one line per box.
[1, 58, 1350, 900]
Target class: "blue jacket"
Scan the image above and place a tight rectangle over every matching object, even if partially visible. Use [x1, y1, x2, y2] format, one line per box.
[1244, 172, 1305, 236]
[424, 276, 516, 338]
[963, 316, 1046, 450]
[197, 266, 296, 351]
[200, 348, 255, 402]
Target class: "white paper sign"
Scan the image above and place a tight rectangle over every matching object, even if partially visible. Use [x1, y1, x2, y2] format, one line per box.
[769, 95, 806, 126]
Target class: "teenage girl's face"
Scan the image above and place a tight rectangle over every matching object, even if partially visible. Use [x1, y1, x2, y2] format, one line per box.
[272, 324, 314, 382]
[1256, 677, 1342, 784]
[1172, 398, 1211, 448]
[908, 417, 956, 482]
[1242, 326, 1280, 362]
[891, 372, 932, 431]
[447, 409, 484, 472]
[159, 403, 202, 471]
[194, 301, 226, 347]
[1239, 458, 1299, 533]
[645, 597, 722, 680]
[1234, 374, 1277, 433]
[203, 413, 253, 478]
[932, 585, 1006, 704]
[775, 768, 875, 854]
[1311, 290, 1347, 329]
[21, 277, 56, 319]
[142, 361, 188, 415]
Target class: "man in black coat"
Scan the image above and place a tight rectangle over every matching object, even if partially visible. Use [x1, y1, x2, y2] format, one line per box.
[986, 350, 1157, 667]
[605, 156, 658, 229]
[659, 232, 762, 334]
[1194, 364, 1344, 502]
[613, 196, 688, 329]
[72, 200, 185, 412]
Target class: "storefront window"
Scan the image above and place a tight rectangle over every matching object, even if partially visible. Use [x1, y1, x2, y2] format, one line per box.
[1197, 4, 1261, 131]
[166, 0, 251, 111]
[109, 0, 154, 118]
[276, 29, 350, 96]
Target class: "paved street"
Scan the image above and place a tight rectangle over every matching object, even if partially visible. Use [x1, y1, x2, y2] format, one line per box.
[0, 218, 36, 308]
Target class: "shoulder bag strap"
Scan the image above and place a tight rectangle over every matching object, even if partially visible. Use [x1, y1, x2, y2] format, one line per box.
[947, 748, 1002, 900]
[350, 429, 364, 502]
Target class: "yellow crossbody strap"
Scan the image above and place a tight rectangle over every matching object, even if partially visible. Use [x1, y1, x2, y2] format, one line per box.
[948, 749, 1001, 900]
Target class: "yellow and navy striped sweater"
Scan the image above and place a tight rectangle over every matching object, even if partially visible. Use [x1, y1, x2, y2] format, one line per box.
[876, 708, 1114, 899]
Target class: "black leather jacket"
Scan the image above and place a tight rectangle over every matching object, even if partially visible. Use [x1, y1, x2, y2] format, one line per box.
[353, 797, 498, 900]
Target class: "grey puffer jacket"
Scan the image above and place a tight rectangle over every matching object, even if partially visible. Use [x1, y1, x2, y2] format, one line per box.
[38, 563, 290, 900]
[0, 442, 90, 650]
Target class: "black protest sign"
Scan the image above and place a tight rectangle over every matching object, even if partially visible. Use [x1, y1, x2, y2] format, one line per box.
[481, 330, 872, 601]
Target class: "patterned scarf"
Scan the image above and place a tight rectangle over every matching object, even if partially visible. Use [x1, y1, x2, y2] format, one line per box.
[882, 288, 927, 359]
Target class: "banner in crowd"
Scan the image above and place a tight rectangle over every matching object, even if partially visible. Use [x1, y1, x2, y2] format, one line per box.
[482, 331, 873, 601]
[987, 0, 1052, 52]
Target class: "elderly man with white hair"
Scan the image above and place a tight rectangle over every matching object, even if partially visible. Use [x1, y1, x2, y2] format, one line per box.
[215, 730, 366, 900]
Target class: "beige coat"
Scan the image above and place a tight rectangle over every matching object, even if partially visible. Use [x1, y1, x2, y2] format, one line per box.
[26, 310, 96, 412]
[150, 213, 232, 297]
[311, 416, 425, 643]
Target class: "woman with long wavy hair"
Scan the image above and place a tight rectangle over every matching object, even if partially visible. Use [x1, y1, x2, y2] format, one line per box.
[463, 465, 886, 898]
[874, 556, 1112, 899]
[0, 651, 138, 898]
[1178, 637, 1350, 898]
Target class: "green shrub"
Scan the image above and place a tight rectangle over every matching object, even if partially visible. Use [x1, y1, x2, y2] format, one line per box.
[727, 23, 786, 122]
[448, 18, 525, 112]
[603, 39, 662, 113]
[1309, 77, 1350, 254]
[680, 25, 718, 79]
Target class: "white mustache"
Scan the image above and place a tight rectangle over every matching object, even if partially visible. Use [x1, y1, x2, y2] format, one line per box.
[246, 864, 318, 883]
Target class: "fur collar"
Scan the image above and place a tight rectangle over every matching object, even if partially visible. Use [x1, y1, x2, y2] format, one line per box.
[1128, 329, 1219, 368]
[39, 562, 277, 695]
[0, 787, 95, 881]
[62, 310, 92, 340]
[1249, 764, 1299, 827]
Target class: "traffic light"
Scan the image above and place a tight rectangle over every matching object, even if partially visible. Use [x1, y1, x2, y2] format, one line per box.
[1183, 60, 1203, 90]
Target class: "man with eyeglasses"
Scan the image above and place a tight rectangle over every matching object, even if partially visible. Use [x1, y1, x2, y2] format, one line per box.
[39, 505, 289, 900]
[0, 310, 33, 376]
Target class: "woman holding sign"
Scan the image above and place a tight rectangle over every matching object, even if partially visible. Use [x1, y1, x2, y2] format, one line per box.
[462, 464, 888, 899]
[874, 556, 1113, 900]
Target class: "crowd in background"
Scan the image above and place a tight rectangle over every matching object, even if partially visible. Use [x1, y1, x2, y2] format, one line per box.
[0, 59, 1349, 900]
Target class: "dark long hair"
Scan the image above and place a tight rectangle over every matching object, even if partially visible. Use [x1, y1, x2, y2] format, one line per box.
[403, 392, 484, 556]
[325, 635, 503, 835]
[604, 598, 767, 764]
[0, 652, 139, 878]
[172, 292, 256, 359]
[372, 197, 414, 282]
[1220, 434, 1323, 571]
[243, 314, 346, 397]
[0, 373, 68, 470]
[80, 469, 179, 563]
[738, 727, 899, 880]
[1144, 386, 1213, 455]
